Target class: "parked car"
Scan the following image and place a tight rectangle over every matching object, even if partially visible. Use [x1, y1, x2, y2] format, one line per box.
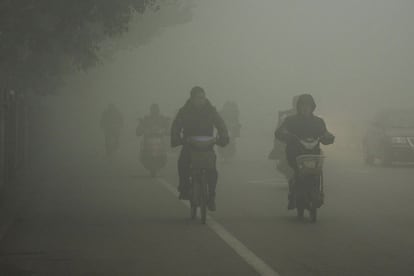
[363, 109, 414, 166]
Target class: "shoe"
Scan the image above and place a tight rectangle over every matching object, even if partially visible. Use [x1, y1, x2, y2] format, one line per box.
[207, 197, 216, 211]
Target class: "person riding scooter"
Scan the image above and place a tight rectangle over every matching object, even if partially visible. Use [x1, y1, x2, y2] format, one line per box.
[275, 94, 335, 209]
[136, 104, 170, 137]
[136, 104, 170, 176]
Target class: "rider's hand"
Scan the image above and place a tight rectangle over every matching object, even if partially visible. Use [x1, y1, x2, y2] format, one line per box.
[321, 132, 335, 145]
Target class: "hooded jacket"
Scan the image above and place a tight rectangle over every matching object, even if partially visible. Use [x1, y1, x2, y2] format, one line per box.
[171, 99, 229, 148]
[275, 94, 334, 167]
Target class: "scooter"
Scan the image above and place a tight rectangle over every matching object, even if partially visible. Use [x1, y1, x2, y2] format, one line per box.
[294, 137, 325, 223]
[140, 127, 167, 177]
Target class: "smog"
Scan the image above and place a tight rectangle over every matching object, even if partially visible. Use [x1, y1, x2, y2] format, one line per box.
[1, 1, 414, 275]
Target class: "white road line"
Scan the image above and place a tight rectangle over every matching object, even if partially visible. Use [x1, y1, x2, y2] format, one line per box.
[157, 178, 280, 276]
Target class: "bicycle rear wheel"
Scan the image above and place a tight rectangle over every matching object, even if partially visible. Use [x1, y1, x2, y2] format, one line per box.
[190, 172, 201, 220]
[189, 175, 199, 220]
[200, 173, 208, 224]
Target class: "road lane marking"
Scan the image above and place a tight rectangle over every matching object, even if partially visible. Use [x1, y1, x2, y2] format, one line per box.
[157, 178, 280, 276]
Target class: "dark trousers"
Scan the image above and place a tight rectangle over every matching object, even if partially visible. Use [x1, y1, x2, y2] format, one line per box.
[178, 147, 218, 197]
[287, 157, 299, 199]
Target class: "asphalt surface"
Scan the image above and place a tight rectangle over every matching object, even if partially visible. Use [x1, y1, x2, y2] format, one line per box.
[0, 143, 414, 276]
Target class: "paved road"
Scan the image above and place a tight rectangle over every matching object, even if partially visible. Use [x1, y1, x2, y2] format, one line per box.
[0, 144, 414, 276]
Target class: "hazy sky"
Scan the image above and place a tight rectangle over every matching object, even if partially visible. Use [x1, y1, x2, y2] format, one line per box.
[61, 0, 414, 131]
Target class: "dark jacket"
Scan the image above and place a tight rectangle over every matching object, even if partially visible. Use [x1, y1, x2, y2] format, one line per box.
[136, 115, 170, 137]
[275, 114, 333, 167]
[171, 100, 229, 148]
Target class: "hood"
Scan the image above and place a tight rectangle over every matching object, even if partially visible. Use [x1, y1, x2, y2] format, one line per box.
[296, 94, 316, 112]
[182, 98, 215, 113]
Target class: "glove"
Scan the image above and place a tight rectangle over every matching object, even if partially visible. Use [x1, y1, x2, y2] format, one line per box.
[321, 132, 335, 145]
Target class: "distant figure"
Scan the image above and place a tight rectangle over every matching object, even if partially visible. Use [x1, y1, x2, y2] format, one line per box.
[100, 104, 123, 157]
[171, 86, 229, 211]
[268, 96, 300, 182]
[220, 101, 241, 138]
[136, 104, 170, 177]
[136, 104, 170, 137]
[269, 95, 299, 160]
[218, 101, 241, 160]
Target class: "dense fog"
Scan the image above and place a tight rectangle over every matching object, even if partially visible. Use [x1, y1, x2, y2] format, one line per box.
[37, 0, 414, 160]
[2, 1, 414, 275]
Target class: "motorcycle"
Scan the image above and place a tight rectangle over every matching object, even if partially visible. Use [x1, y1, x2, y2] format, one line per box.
[187, 136, 217, 224]
[140, 127, 167, 177]
[294, 137, 325, 223]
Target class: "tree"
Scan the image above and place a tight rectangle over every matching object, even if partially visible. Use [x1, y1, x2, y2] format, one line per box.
[0, 0, 191, 94]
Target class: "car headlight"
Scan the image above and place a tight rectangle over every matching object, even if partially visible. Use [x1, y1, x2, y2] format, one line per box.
[391, 137, 407, 144]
